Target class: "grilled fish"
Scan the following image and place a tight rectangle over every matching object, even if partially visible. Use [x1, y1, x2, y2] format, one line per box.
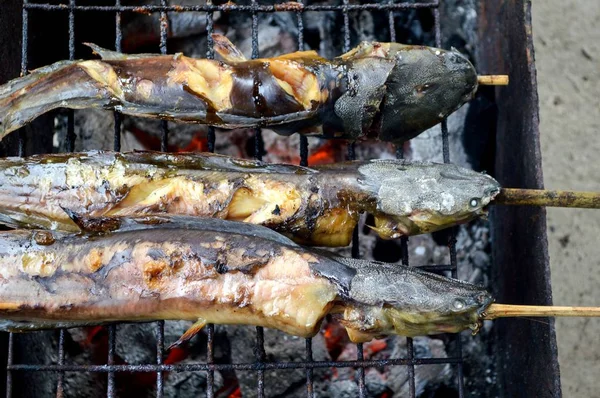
[0, 216, 493, 344]
[0, 151, 500, 246]
[0, 34, 478, 143]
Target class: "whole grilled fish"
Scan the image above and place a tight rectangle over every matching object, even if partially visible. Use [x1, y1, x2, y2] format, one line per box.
[0, 151, 500, 246]
[0, 216, 493, 344]
[0, 34, 478, 143]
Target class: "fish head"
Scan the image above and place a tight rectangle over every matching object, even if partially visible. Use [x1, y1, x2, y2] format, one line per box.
[382, 267, 494, 337]
[335, 257, 493, 341]
[376, 43, 478, 143]
[357, 159, 501, 238]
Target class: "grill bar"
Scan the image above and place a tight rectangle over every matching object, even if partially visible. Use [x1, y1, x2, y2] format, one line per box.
[107, 326, 116, 398]
[5, 334, 12, 398]
[204, 6, 217, 397]
[388, 4, 418, 396]
[113, 0, 122, 151]
[7, 356, 463, 372]
[159, 0, 169, 152]
[22, 3, 440, 12]
[248, 5, 267, 396]
[156, 6, 169, 394]
[206, 0, 216, 154]
[155, 321, 165, 398]
[65, 0, 76, 153]
[339, 2, 369, 396]
[293, 4, 315, 397]
[255, 326, 266, 398]
[56, 330, 65, 398]
[206, 324, 215, 398]
[18, 0, 28, 157]
[433, 4, 464, 395]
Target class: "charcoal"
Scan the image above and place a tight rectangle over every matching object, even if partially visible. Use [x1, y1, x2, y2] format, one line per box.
[326, 379, 360, 398]
[388, 337, 453, 397]
[226, 326, 331, 397]
[365, 368, 388, 397]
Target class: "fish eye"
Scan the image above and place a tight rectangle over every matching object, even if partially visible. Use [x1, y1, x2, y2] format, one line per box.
[469, 198, 480, 208]
[452, 298, 466, 310]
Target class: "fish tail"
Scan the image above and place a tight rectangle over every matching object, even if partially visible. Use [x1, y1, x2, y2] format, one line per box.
[0, 59, 122, 140]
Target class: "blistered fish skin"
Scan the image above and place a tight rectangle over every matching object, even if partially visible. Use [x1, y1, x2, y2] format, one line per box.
[0, 216, 493, 343]
[0, 36, 478, 144]
[0, 151, 500, 246]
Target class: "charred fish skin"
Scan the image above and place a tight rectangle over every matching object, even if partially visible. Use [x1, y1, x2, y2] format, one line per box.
[0, 151, 500, 246]
[0, 216, 492, 343]
[0, 219, 350, 338]
[0, 36, 477, 144]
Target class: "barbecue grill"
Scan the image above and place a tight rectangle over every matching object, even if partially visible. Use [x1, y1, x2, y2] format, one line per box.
[0, 1, 560, 397]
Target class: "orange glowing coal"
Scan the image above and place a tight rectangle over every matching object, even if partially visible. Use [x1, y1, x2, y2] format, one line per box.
[82, 326, 191, 393]
[180, 135, 209, 152]
[228, 386, 242, 398]
[307, 140, 345, 165]
[128, 126, 209, 152]
[323, 322, 349, 360]
[364, 339, 387, 357]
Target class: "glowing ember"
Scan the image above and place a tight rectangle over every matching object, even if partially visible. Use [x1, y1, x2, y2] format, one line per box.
[128, 126, 209, 152]
[322, 322, 349, 360]
[364, 339, 388, 357]
[82, 327, 191, 393]
[307, 140, 345, 165]
[228, 386, 242, 398]
[180, 135, 209, 152]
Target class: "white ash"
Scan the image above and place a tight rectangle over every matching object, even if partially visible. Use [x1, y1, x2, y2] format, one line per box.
[388, 337, 453, 397]
[317, 335, 453, 398]
[406, 103, 472, 169]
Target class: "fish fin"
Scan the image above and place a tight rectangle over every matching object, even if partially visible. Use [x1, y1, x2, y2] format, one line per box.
[211, 34, 248, 63]
[168, 318, 207, 350]
[345, 327, 376, 343]
[83, 43, 128, 60]
[337, 41, 390, 60]
[363, 223, 384, 235]
[226, 187, 268, 221]
[83, 42, 161, 61]
[273, 51, 324, 62]
[60, 206, 123, 234]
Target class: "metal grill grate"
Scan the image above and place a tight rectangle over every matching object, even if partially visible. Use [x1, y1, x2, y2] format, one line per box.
[6, 1, 467, 397]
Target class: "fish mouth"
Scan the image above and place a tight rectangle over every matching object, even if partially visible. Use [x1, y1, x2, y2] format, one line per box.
[489, 187, 502, 198]
[480, 187, 502, 217]
[476, 295, 495, 318]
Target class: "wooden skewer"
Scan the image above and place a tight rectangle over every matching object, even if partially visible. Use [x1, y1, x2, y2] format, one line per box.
[477, 75, 509, 85]
[495, 188, 600, 209]
[484, 303, 600, 320]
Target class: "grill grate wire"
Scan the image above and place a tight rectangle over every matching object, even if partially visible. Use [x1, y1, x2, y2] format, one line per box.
[5, 1, 468, 397]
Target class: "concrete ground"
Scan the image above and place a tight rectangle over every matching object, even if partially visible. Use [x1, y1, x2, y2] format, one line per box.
[531, 2, 600, 396]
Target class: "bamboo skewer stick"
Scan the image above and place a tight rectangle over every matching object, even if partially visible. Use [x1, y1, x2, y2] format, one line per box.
[495, 188, 600, 209]
[483, 304, 600, 320]
[477, 75, 509, 85]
